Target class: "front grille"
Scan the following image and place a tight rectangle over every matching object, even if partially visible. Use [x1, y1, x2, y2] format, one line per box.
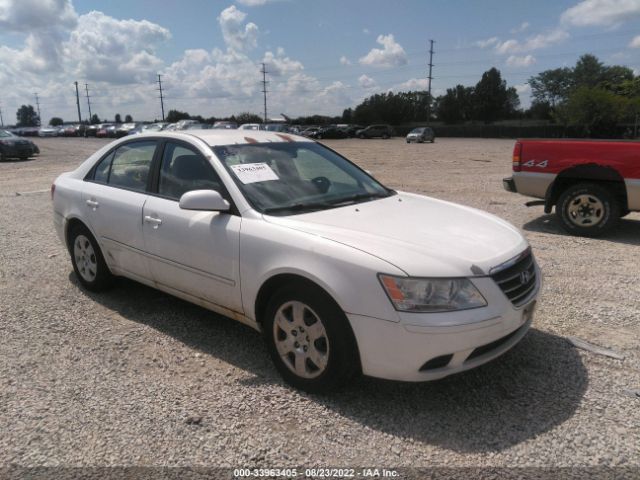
[490, 250, 537, 307]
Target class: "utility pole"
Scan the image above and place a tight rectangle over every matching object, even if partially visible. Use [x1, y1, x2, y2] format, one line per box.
[0, 102, 4, 127]
[157, 74, 165, 121]
[85, 84, 92, 123]
[261, 63, 269, 123]
[34, 92, 41, 126]
[427, 39, 435, 123]
[74, 81, 82, 124]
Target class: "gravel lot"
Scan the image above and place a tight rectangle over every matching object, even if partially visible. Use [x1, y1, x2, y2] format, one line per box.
[0, 137, 638, 472]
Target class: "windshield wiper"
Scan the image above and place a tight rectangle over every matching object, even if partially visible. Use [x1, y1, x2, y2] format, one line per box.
[262, 201, 334, 214]
[328, 191, 391, 206]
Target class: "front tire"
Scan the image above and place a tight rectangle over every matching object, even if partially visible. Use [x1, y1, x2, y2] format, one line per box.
[69, 224, 114, 291]
[556, 183, 620, 237]
[263, 283, 359, 393]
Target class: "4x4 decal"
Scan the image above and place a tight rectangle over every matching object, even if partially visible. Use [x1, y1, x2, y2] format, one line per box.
[522, 159, 548, 168]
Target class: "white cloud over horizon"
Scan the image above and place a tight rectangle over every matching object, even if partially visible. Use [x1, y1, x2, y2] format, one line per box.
[359, 34, 408, 68]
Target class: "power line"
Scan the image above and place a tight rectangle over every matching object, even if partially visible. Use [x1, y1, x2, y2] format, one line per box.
[85, 84, 92, 122]
[74, 81, 82, 124]
[157, 74, 165, 121]
[427, 39, 435, 122]
[34, 93, 41, 126]
[261, 62, 269, 123]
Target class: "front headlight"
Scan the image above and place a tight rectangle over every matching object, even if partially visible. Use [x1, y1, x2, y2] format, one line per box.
[379, 274, 487, 312]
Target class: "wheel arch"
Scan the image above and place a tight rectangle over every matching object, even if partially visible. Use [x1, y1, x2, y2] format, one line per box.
[254, 272, 363, 373]
[544, 163, 628, 213]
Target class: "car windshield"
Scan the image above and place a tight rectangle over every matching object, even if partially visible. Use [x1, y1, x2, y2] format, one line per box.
[212, 142, 394, 215]
[0, 130, 14, 137]
[410, 128, 425, 133]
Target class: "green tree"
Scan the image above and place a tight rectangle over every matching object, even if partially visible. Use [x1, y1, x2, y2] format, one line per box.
[125, 114, 133, 122]
[234, 112, 262, 124]
[16, 105, 39, 127]
[49, 117, 64, 126]
[473, 68, 516, 123]
[529, 67, 573, 107]
[559, 86, 630, 137]
[90, 114, 101, 124]
[115, 113, 122, 123]
[436, 85, 474, 124]
[572, 54, 605, 89]
[166, 109, 191, 123]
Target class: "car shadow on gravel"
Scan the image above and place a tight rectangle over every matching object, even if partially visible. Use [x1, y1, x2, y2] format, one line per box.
[523, 213, 640, 246]
[77, 275, 588, 454]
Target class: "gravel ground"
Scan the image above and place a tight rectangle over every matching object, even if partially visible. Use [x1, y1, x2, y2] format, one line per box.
[0, 137, 638, 472]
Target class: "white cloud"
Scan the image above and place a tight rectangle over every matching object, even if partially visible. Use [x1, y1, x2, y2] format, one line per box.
[359, 34, 408, 68]
[561, 0, 640, 27]
[393, 78, 429, 91]
[263, 47, 303, 76]
[506, 54, 536, 67]
[235, 0, 273, 5]
[218, 5, 258, 51]
[495, 29, 569, 54]
[339, 55, 351, 65]
[511, 21, 530, 34]
[363, 28, 369, 34]
[358, 74, 376, 89]
[475, 36, 499, 48]
[630, 35, 640, 47]
[515, 83, 531, 95]
[0, 0, 77, 31]
[66, 11, 170, 84]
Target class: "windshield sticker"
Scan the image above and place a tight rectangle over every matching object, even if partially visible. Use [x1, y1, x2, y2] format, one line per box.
[230, 162, 279, 184]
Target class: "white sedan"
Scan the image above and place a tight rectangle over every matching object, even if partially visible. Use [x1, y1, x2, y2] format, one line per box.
[52, 130, 540, 392]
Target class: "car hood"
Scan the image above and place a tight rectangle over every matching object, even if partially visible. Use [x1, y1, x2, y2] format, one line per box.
[264, 192, 528, 277]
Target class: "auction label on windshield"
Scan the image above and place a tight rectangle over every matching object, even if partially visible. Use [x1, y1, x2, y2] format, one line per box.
[230, 162, 279, 184]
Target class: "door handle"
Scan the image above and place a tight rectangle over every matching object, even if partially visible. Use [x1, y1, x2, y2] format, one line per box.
[86, 199, 99, 210]
[144, 215, 163, 228]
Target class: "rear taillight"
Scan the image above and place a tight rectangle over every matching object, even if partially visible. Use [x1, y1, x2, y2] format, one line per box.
[50, 183, 55, 200]
[512, 142, 523, 172]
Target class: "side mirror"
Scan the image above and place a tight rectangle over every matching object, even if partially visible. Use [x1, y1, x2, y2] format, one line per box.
[179, 190, 230, 212]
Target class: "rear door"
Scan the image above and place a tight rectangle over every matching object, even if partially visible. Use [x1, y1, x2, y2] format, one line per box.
[141, 140, 242, 312]
[82, 140, 158, 280]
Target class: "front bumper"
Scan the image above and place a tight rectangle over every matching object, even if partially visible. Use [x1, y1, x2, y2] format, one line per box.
[347, 267, 541, 382]
[503, 177, 517, 193]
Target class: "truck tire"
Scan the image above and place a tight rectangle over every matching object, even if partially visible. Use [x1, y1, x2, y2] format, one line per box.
[556, 183, 620, 237]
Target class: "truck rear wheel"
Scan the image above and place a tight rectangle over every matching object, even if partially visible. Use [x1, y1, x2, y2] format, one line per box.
[556, 183, 620, 237]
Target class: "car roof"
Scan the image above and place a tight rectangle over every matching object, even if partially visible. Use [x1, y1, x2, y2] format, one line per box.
[137, 129, 314, 147]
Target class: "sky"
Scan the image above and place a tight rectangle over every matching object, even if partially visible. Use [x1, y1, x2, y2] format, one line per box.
[0, 0, 639, 124]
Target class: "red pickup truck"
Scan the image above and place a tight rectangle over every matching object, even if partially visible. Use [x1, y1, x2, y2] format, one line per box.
[503, 139, 640, 237]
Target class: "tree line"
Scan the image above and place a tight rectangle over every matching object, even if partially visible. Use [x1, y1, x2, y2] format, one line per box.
[12, 54, 639, 137]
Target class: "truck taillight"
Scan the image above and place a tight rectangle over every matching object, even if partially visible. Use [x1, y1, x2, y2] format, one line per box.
[512, 142, 523, 172]
[50, 183, 55, 200]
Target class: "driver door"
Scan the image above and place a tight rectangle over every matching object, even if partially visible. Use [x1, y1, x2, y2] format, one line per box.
[142, 141, 242, 313]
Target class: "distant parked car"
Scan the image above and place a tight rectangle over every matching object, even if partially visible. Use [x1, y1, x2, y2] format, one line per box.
[184, 123, 212, 130]
[356, 125, 394, 139]
[38, 126, 59, 137]
[0, 129, 39, 160]
[264, 123, 290, 133]
[239, 123, 263, 130]
[300, 127, 321, 137]
[311, 126, 348, 140]
[115, 123, 138, 138]
[213, 121, 238, 130]
[96, 124, 116, 138]
[406, 127, 435, 143]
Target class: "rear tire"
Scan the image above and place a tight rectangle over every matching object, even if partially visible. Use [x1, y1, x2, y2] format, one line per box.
[68, 224, 114, 291]
[556, 183, 620, 237]
[263, 283, 359, 393]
